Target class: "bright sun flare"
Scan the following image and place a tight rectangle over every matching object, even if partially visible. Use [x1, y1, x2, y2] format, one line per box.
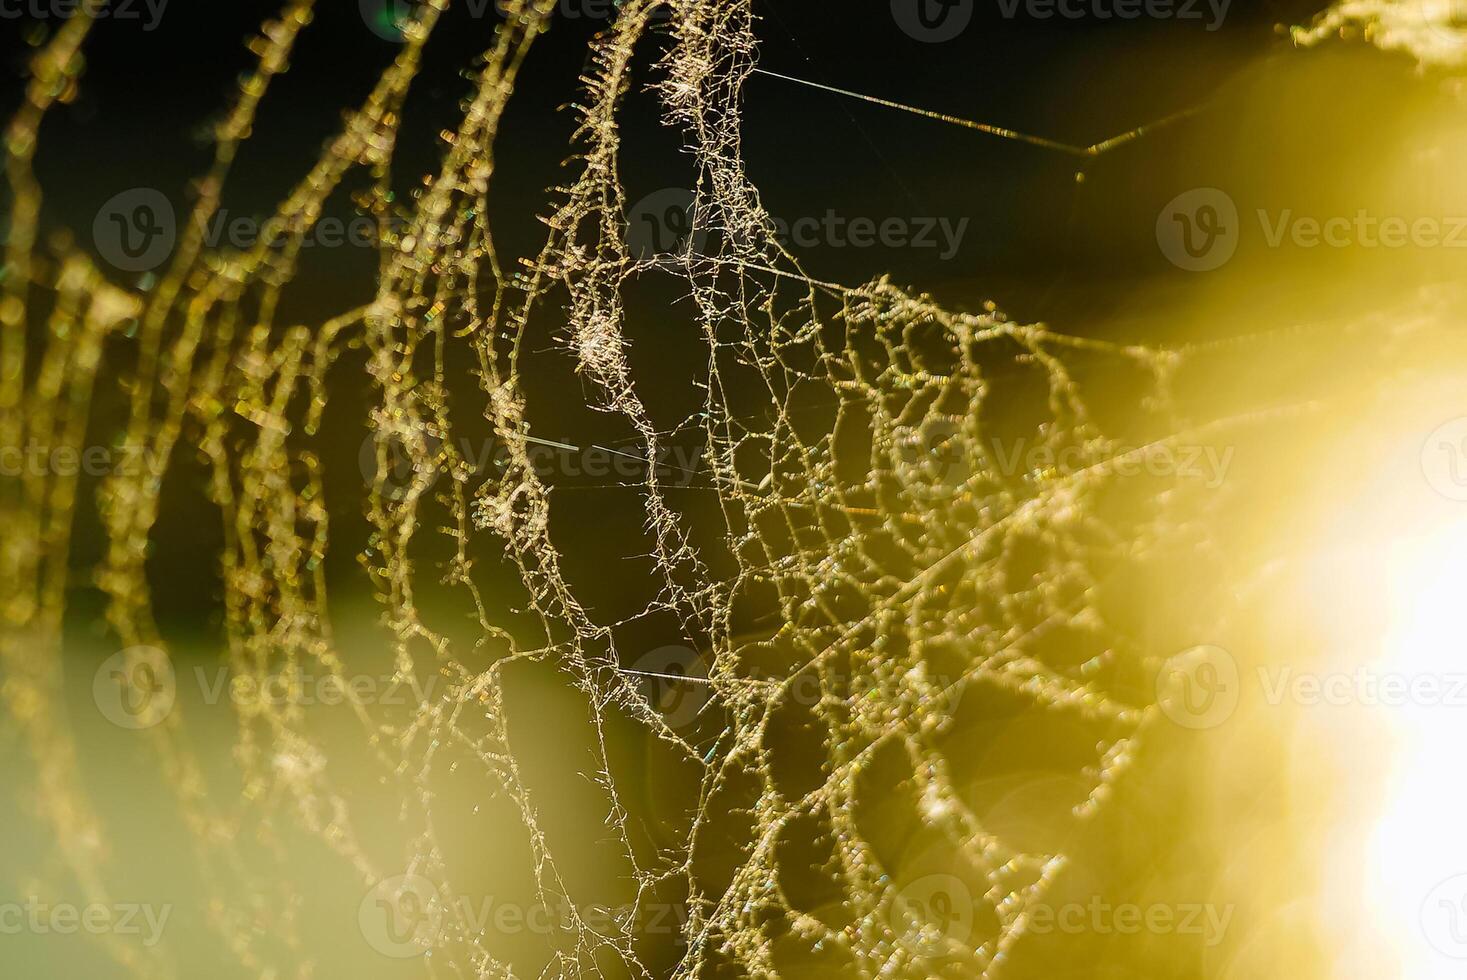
[1369, 521, 1467, 978]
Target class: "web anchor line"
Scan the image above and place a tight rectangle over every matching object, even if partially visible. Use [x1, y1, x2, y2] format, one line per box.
[752, 67, 1203, 159]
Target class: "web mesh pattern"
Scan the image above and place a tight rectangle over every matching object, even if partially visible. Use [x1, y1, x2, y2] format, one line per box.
[0, 1, 1348, 977]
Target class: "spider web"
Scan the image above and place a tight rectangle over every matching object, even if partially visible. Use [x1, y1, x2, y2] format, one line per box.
[0, 1, 1397, 977]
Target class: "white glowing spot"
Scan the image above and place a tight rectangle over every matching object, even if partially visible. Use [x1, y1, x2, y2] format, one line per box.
[1368, 521, 1467, 978]
[922, 786, 953, 821]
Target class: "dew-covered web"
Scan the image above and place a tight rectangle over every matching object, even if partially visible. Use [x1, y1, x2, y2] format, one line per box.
[0, 1, 1423, 978]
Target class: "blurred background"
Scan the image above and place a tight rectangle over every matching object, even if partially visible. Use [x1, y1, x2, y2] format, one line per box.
[5, 1, 1467, 977]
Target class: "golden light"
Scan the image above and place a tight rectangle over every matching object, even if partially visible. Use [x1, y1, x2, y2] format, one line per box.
[1366, 521, 1467, 978]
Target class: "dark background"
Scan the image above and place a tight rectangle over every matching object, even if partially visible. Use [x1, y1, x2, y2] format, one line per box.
[5, 4, 1452, 978]
[4, 0, 1347, 320]
[11, 0, 1428, 634]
